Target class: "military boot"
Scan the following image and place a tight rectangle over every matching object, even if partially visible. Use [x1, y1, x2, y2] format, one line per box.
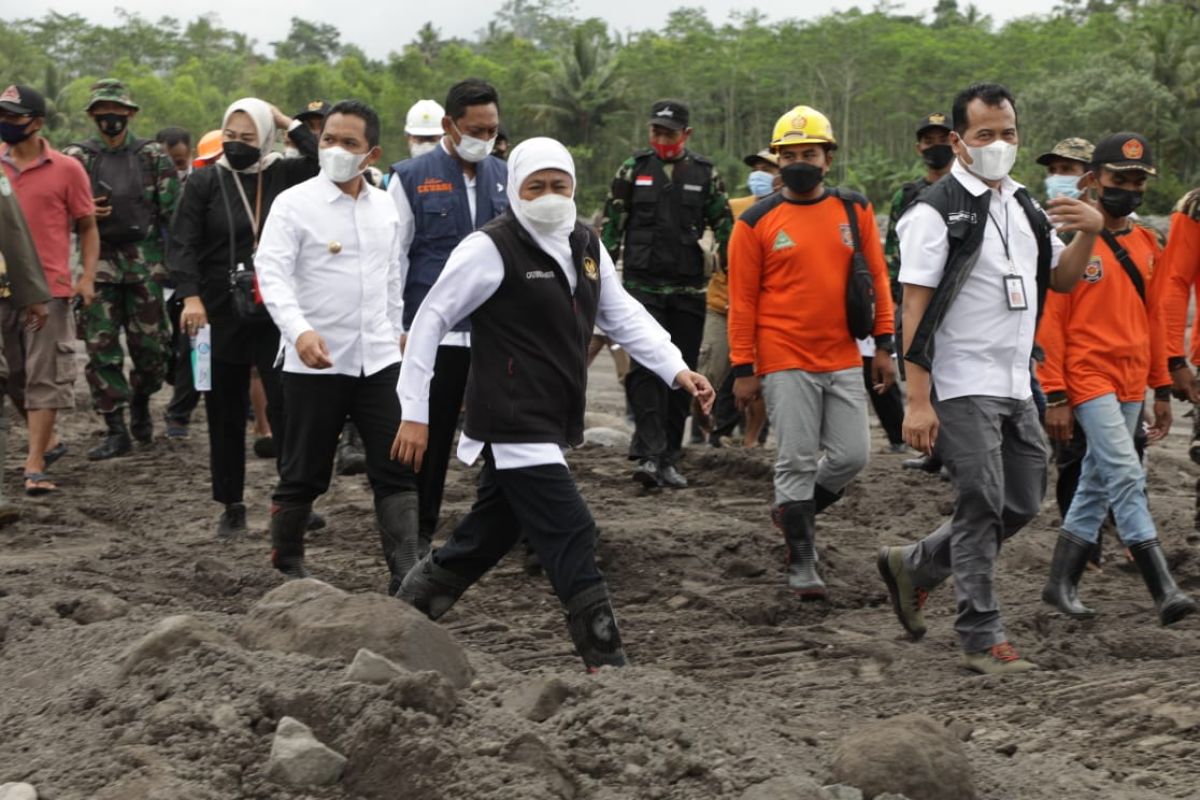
[397, 551, 474, 619]
[565, 582, 627, 671]
[961, 641, 1039, 675]
[1129, 539, 1198, 625]
[335, 420, 367, 476]
[814, 484, 844, 514]
[772, 500, 826, 599]
[1041, 531, 1097, 619]
[375, 492, 420, 596]
[877, 545, 928, 641]
[270, 503, 312, 579]
[129, 393, 153, 444]
[87, 411, 132, 461]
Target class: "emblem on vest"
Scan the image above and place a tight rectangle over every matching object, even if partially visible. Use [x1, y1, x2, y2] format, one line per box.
[839, 223, 853, 248]
[635, 176, 654, 187]
[525, 270, 556, 280]
[947, 210, 977, 224]
[1083, 255, 1103, 283]
[583, 256, 598, 281]
[773, 230, 796, 251]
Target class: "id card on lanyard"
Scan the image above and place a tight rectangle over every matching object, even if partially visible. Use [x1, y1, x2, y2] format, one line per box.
[989, 201, 1028, 312]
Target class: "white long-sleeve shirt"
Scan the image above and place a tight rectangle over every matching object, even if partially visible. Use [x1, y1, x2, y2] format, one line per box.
[256, 173, 404, 376]
[397, 230, 687, 469]
[387, 138, 474, 348]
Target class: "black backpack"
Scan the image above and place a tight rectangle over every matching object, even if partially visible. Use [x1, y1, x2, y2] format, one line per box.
[78, 138, 157, 245]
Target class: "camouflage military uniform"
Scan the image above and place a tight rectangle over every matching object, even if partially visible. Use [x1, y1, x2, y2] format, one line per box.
[63, 131, 178, 414]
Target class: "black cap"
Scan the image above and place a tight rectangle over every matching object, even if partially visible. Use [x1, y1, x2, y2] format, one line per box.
[649, 99, 689, 131]
[916, 112, 951, 137]
[0, 84, 46, 117]
[294, 100, 331, 121]
[1091, 132, 1156, 176]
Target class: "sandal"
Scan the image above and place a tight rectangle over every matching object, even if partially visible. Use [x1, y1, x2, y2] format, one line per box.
[44, 442, 68, 468]
[24, 472, 58, 496]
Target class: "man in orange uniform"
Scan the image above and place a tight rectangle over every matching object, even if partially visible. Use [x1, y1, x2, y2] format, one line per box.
[1163, 188, 1200, 422]
[728, 106, 895, 598]
[1039, 132, 1196, 626]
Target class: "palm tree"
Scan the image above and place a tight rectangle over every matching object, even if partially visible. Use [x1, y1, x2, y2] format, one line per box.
[527, 26, 627, 149]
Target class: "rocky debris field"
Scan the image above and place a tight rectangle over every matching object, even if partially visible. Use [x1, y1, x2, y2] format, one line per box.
[2, 360, 1200, 799]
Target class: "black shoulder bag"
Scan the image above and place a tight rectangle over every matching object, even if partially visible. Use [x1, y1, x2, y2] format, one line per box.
[1099, 228, 1146, 305]
[215, 168, 271, 323]
[839, 190, 877, 339]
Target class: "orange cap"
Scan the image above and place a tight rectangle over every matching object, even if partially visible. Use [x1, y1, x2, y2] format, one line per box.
[193, 129, 222, 168]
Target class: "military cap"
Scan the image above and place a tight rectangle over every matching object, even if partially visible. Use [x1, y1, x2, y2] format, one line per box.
[1035, 137, 1094, 166]
[86, 79, 139, 111]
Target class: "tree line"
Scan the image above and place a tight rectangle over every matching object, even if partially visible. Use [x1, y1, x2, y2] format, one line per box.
[3, 0, 1197, 213]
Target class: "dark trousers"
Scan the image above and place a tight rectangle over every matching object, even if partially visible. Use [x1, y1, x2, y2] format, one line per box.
[433, 446, 602, 603]
[625, 289, 705, 464]
[862, 356, 904, 445]
[274, 363, 416, 505]
[205, 336, 283, 505]
[1055, 414, 1147, 518]
[903, 395, 1047, 652]
[418, 345, 472, 537]
[165, 295, 199, 424]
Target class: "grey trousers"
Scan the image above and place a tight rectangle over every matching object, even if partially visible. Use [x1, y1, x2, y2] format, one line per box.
[761, 367, 869, 506]
[901, 394, 1047, 652]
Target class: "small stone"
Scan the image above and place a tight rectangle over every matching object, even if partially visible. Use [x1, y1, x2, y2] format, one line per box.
[502, 733, 576, 799]
[506, 676, 571, 723]
[740, 776, 824, 800]
[387, 671, 458, 722]
[70, 591, 129, 625]
[995, 742, 1018, 757]
[211, 703, 241, 730]
[723, 559, 768, 578]
[582, 427, 631, 448]
[666, 595, 691, 610]
[1134, 734, 1178, 749]
[266, 716, 347, 786]
[119, 615, 233, 676]
[821, 785, 864, 800]
[0, 783, 38, 800]
[1123, 771, 1160, 787]
[344, 648, 408, 685]
[831, 713, 975, 800]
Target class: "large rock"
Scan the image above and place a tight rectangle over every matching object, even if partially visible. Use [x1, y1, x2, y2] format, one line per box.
[0, 783, 38, 800]
[237, 579, 472, 688]
[267, 717, 346, 787]
[119, 615, 233, 677]
[830, 714, 975, 800]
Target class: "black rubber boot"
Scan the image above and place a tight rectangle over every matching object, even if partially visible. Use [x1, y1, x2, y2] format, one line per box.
[129, 393, 153, 444]
[270, 503, 312, 579]
[335, 421, 367, 476]
[772, 500, 827, 599]
[1041, 531, 1097, 619]
[1129, 539, 1198, 625]
[216, 502, 247, 539]
[565, 582, 627, 671]
[903, 453, 942, 473]
[814, 484, 843, 514]
[87, 411, 132, 461]
[376, 492, 421, 596]
[397, 551, 474, 619]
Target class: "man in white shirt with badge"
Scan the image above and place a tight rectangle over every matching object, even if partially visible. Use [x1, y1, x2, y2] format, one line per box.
[876, 83, 1103, 674]
[256, 100, 418, 592]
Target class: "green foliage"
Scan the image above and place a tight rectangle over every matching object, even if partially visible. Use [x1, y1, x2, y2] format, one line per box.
[5, 1, 1199, 214]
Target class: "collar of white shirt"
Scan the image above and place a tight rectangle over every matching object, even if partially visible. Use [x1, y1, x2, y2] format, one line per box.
[320, 171, 375, 204]
[950, 157, 1022, 199]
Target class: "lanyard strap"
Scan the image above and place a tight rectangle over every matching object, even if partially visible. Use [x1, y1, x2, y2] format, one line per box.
[230, 168, 264, 250]
[987, 197, 1012, 267]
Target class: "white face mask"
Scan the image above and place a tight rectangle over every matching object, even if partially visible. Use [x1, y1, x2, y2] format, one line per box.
[453, 123, 495, 163]
[963, 140, 1018, 182]
[409, 140, 437, 158]
[320, 145, 368, 183]
[519, 193, 576, 234]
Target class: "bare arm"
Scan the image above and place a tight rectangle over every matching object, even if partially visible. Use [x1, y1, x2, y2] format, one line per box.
[75, 214, 100, 306]
[901, 283, 938, 455]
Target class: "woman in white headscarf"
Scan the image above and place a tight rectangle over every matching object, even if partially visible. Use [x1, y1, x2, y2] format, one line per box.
[170, 98, 319, 538]
[392, 136, 714, 671]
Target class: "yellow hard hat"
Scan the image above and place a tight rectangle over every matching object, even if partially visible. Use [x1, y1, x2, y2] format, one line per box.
[770, 106, 837, 151]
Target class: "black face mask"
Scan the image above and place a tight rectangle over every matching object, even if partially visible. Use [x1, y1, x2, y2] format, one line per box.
[222, 141, 261, 172]
[921, 144, 954, 170]
[1099, 186, 1144, 219]
[780, 162, 824, 196]
[0, 121, 33, 145]
[95, 113, 128, 137]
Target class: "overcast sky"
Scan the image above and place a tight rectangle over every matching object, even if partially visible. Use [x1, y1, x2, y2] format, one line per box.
[21, 0, 1059, 60]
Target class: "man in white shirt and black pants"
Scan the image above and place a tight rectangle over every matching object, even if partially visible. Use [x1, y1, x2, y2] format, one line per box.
[391, 138, 714, 670]
[256, 100, 418, 591]
[877, 84, 1103, 675]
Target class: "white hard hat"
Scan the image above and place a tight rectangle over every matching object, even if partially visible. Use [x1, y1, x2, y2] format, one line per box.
[405, 99, 445, 136]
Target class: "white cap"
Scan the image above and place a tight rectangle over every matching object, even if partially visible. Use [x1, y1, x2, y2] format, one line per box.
[405, 99, 445, 136]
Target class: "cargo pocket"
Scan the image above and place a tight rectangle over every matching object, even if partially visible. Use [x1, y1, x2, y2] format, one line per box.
[55, 341, 78, 384]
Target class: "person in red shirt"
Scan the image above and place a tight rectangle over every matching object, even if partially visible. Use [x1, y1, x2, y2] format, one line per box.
[728, 106, 895, 598]
[0, 84, 99, 495]
[1040, 132, 1196, 626]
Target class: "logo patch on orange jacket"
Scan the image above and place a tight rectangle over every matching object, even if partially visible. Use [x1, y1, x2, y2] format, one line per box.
[1083, 255, 1103, 283]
